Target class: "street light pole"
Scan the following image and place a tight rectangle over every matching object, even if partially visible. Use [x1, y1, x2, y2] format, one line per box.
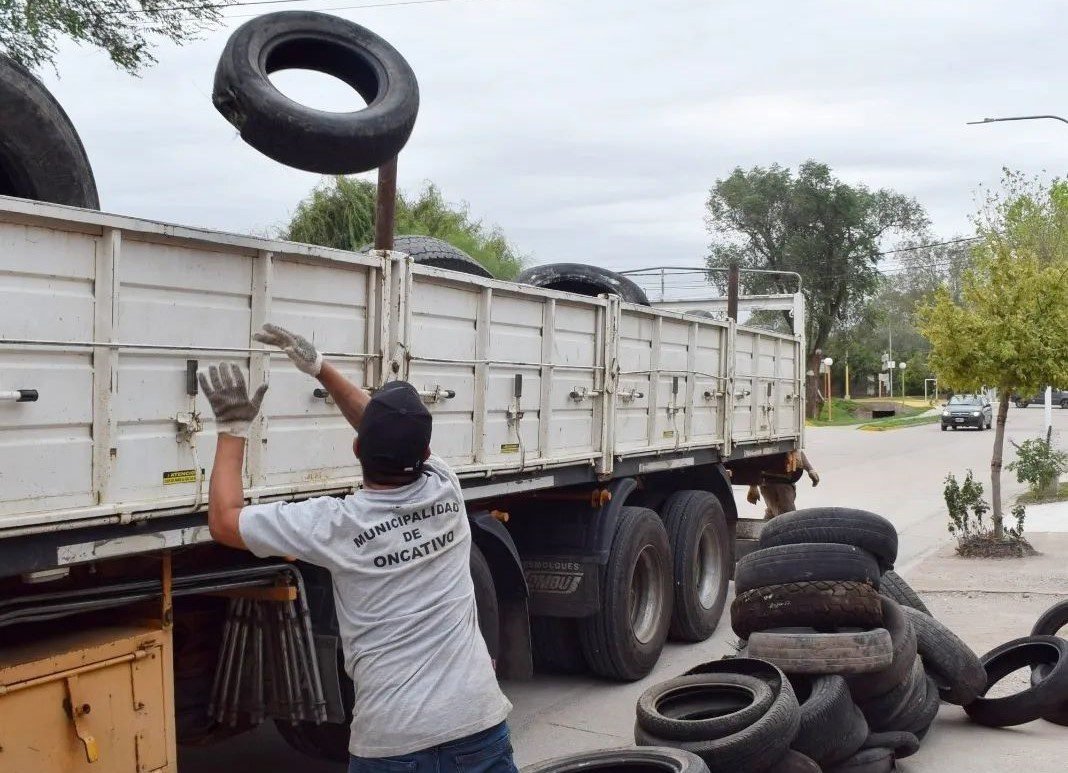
[967, 115, 1068, 127]
[823, 357, 834, 421]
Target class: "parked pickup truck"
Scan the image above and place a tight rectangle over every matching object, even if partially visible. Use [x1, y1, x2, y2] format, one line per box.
[0, 195, 805, 762]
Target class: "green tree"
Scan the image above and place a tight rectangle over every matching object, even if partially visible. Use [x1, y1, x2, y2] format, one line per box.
[1, 0, 228, 73]
[917, 173, 1068, 539]
[705, 161, 928, 416]
[284, 177, 524, 280]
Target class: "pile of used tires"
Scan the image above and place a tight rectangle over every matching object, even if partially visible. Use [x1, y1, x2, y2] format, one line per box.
[614, 506, 1068, 772]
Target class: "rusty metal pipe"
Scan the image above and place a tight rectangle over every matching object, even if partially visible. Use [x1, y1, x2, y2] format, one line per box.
[374, 156, 398, 251]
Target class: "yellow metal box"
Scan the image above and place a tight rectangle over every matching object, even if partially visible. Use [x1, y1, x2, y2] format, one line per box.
[0, 625, 175, 773]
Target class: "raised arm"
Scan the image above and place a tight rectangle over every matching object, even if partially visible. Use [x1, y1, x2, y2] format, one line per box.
[253, 323, 370, 431]
[317, 360, 371, 430]
[199, 364, 268, 550]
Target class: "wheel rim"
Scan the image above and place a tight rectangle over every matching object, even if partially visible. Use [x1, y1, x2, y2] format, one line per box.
[695, 522, 724, 609]
[629, 545, 665, 644]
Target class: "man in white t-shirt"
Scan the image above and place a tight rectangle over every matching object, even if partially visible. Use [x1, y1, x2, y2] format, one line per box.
[198, 323, 514, 773]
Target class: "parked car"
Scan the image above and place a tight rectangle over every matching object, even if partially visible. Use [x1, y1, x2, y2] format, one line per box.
[941, 394, 993, 430]
[1014, 388, 1068, 409]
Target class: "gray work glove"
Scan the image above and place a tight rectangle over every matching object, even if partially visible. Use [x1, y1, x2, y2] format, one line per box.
[809, 470, 820, 487]
[199, 363, 268, 438]
[253, 323, 323, 377]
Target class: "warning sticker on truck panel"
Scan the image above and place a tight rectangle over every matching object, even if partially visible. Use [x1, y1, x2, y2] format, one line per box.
[500, 443, 520, 454]
[163, 469, 202, 485]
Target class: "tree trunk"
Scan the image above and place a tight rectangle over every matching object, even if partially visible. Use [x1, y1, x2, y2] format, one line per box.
[805, 351, 822, 419]
[990, 390, 1010, 540]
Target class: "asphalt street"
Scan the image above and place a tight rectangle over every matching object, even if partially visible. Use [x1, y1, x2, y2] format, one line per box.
[180, 404, 1068, 772]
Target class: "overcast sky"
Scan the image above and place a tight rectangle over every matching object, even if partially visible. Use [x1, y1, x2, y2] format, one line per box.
[42, 0, 1068, 273]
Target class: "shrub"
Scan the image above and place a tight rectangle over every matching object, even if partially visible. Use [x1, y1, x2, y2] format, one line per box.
[1009, 427, 1068, 495]
[944, 470, 1029, 556]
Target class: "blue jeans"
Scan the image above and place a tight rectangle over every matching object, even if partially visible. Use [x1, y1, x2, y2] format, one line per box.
[349, 722, 517, 773]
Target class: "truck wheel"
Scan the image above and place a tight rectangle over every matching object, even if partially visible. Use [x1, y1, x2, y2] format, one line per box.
[580, 506, 672, 680]
[517, 263, 651, 305]
[359, 234, 493, 277]
[661, 490, 730, 642]
[213, 11, 419, 174]
[0, 54, 99, 208]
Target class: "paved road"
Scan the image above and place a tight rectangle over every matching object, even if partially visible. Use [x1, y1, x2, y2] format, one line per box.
[180, 404, 1068, 771]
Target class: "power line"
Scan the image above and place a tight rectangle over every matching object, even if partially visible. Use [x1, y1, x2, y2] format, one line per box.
[877, 235, 981, 256]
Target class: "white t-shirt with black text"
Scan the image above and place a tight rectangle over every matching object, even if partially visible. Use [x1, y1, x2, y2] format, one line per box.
[238, 455, 512, 757]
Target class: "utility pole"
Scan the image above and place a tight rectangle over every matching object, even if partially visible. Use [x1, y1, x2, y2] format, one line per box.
[844, 352, 851, 400]
[727, 262, 739, 322]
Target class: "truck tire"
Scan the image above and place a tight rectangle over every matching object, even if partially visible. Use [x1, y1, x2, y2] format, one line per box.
[0, 54, 99, 208]
[734, 543, 881, 595]
[878, 570, 931, 615]
[748, 628, 894, 675]
[903, 676, 940, 737]
[964, 635, 1068, 727]
[580, 506, 672, 680]
[825, 747, 895, 773]
[522, 747, 709, 773]
[845, 597, 916, 701]
[213, 11, 419, 174]
[635, 671, 800, 773]
[635, 672, 775, 742]
[855, 657, 924, 732]
[902, 606, 986, 705]
[730, 581, 883, 640]
[787, 674, 867, 767]
[758, 508, 898, 570]
[768, 751, 821, 772]
[1031, 599, 1068, 637]
[861, 731, 919, 760]
[531, 616, 587, 674]
[661, 490, 730, 642]
[517, 263, 651, 305]
[360, 234, 492, 278]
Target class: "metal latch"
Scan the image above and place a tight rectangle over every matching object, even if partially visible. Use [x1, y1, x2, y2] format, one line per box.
[569, 386, 603, 401]
[65, 675, 100, 763]
[618, 387, 645, 402]
[734, 388, 752, 399]
[175, 411, 202, 442]
[703, 389, 725, 400]
[418, 385, 456, 403]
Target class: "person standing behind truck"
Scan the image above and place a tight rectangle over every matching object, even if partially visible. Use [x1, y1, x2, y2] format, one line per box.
[746, 450, 820, 519]
[197, 323, 515, 773]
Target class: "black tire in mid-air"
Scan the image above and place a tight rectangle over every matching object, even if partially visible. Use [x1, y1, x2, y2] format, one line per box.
[0, 54, 99, 208]
[518, 263, 651, 305]
[213, 11, 419, 174]
[660, 490, 731, 642]
[579, 506, 673, 680]
[359, 234, 493, 278]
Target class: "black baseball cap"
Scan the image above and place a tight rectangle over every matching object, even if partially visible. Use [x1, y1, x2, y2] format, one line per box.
[357, 381, 432, 480]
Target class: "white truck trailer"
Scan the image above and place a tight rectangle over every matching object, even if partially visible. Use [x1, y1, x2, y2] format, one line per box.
[0, 194, 805, 765]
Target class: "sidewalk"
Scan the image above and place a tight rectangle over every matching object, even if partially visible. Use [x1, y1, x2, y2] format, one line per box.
[898, 531, 1068, 773]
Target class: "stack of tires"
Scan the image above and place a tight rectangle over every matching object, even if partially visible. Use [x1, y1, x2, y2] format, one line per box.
[724, 507, 981, 770]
